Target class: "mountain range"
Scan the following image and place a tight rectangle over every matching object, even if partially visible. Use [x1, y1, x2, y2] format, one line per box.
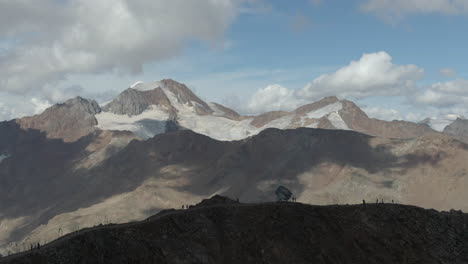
[2, 79, 468, 255]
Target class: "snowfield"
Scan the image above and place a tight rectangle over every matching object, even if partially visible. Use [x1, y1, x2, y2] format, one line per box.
[423, 117, 459, 132]
[94, 81, 352, 141]
[95, 105, 170, 139]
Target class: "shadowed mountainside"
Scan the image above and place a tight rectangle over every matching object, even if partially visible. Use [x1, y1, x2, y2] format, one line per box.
[2, 126, 468, 256]
[2, 196, 468, 264]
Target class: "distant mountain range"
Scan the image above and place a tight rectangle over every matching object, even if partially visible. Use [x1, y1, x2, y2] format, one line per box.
[2, 79, 468, 255]
[11, 78, 448, 142]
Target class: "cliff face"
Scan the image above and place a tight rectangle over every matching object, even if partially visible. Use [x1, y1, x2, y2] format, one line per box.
[2, 197, 468, 264]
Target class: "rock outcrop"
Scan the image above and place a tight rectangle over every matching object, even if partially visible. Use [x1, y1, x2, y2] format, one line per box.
[444, 118, 468, 143]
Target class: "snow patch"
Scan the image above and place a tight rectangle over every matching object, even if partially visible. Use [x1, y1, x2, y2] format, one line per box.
[306, 102, 343, 119]
[209, 103, 226, 117]
[306, 122, 319, 128]
[95, 105, 170, 139]
[131, 81, 162, 91]
[130, 81, 144, 89]
[298, 101, 344, 127]
[263, 115, 294, 129]
[327, 112, 349, 130]
[99, 100, 111, 107]
[423, 116, 461, 132]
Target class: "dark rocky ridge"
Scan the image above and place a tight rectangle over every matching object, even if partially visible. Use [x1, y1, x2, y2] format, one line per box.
[2, 196, 468, 264]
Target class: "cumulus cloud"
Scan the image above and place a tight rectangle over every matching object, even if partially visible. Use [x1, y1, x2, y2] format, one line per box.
[362, 106, 403, 121]
[362, 0, 468, 21]
[0, 93, 52, 121]
[246, 51, 424, 114]
[439, 68, 457, 78]
[246, 84, 306, 113]
[0, 0, 238, 95]
[300, 51, 424, 99]
[362, 106, 425, 122]
[31, 98, 52, 114]
[415, 79, 468, 107]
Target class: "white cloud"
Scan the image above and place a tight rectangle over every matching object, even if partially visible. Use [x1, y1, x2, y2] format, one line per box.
[0, 93, 41, 121]
[439, 68, 457, 78]
[300, 51, 424, 99]
[415, 79, 468, 107]
[362, 106, 403, 121]
[246, 84, 305, 113]
[0, 0, 239, 95]
[31, 98, 52, 115]
[362, 0, 468, 21]
[362, 106, 425, 122]
[246, 51, 424, 114]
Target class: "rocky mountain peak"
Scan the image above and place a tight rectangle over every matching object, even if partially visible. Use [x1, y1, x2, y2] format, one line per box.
[63, 96, 102, 115]
[102, 85, 178, 116]
[16, 96, 101, 142]
[102, 79, 212, 117]
[294, 96, 341, 115]
[102, 88, 151, 116]
[160, 79, 213, 115]
[443, 117, 468, 140]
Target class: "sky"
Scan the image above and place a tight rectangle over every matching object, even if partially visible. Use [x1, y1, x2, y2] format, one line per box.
[0, 0, 468, 122]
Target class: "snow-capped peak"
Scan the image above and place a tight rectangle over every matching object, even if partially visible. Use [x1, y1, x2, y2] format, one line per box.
[131, 81, 162, 91]
[419, 115, 462, 132]
[130, 81, 144, 89]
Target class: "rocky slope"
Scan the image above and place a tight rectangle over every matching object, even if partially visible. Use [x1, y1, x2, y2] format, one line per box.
[3, 127, 468, 255]
[2, 196, 468, 264]
[443, 118, 468, 143]
[16, 97, 101, 142]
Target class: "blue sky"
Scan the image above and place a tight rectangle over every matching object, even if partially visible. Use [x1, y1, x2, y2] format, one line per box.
[1, 0, 468, 121]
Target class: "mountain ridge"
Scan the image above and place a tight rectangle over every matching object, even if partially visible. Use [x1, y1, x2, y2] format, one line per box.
[2, 196, 468, 264]
[6, 79, 444, 142]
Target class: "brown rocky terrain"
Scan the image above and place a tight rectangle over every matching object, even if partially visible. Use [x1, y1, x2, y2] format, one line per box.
[3, 126, 468, 255]
[102, 87, 177, 118]
[338, 100, 437, 139]
[16, 97, 101, 142]
[249, 96, 436, 139]
[2, 196, 468, 264]
[444, 118, 468, 143]
[160, 79, 213, 116]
